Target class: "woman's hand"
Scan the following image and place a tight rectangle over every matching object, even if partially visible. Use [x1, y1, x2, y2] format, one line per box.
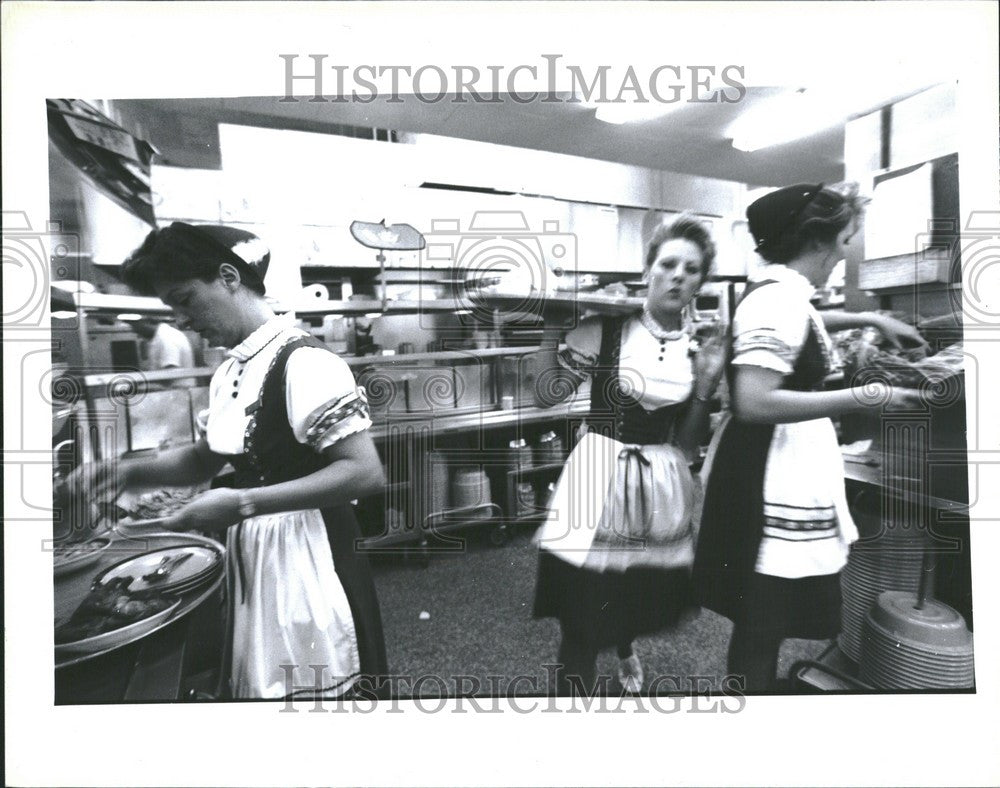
[871, 314, 930, 354]
[64, 458, 131, 509]
[853, 382, 924, 410]
[887, 386, 925, 410]
[164, 488, 242, 533]
[693, 324, 728, 399]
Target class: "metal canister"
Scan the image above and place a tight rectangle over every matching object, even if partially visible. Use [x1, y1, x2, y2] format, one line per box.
[515, 481, 536, 518]
[535, 431, 564, 465]
[452, 467, 491, 509]
[508, 438, 533, 471]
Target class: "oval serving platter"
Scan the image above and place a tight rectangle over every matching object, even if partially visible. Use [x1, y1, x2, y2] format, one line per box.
[53, 537, 112, 577]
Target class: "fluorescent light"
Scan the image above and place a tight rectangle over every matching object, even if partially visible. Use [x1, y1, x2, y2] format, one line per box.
[51, 311, 77, 319]
[594, 102, 685, 125]
[117, 313, 142, 321]
[728, 89, 843, 152]
[728, 79, 942, 152]
[51, 280, 96, 294]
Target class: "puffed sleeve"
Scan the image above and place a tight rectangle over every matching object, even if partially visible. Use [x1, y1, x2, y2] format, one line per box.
[556, 316, 604, 381]
[731, 283, 810, 375]
[285, 347, 372, 452]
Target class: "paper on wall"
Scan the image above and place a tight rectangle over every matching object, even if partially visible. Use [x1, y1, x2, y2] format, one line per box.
[863, 163, 934, 260]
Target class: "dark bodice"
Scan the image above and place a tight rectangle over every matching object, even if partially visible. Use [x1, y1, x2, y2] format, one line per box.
[589, 316, 690, 445]
[223, 335, 333, 488]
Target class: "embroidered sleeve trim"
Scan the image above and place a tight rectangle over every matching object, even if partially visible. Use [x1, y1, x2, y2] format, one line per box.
[732, 331, 797, 365]
[312, 418, 372, 453]
[303, 388, 371, 449]
[557, 345, 596, 382]
[764, 516, 838, 531]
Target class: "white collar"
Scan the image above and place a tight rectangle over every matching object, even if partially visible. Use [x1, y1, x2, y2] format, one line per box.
[226, 314, 296, 362]
[752, 264, 816, 299]
[638, 307, 689, 341]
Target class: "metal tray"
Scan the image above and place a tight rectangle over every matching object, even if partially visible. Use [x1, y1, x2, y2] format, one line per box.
[469, 291, 645, 318]
[54, 530, 225, 669]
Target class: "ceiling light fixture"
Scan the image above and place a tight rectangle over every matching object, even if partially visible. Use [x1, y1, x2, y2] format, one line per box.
[728, 89, 842, 152]
[574, 86, 696, 126]
[594, 101, 687, 125]
[728, 79, 942, 153]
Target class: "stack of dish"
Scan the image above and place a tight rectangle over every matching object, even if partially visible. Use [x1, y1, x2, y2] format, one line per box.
[53, 537, 112, 577]
[839, 523, 926, 662]
[55, 535, 226, 663]
[859, 590, 974, 690]
[93, 544, 223, 597]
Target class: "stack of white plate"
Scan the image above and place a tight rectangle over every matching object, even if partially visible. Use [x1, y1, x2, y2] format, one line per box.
[839, 523, 926, 662]
[53, 537, 112, 577]
[860, 591, 974, 690]
[92, 544, 223, 598]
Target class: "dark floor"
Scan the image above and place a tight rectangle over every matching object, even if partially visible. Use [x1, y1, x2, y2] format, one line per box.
[370, 525, 828, 697]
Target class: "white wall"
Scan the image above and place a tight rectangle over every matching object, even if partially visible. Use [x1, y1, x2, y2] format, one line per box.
[151, 123, 751, 295]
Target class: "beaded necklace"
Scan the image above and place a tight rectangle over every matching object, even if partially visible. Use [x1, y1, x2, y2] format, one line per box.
[640, 305, 687, 341]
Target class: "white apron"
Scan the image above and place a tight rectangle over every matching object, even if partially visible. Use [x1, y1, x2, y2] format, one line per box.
[227, 509, 361, 699]
[534, 431, 698, 573]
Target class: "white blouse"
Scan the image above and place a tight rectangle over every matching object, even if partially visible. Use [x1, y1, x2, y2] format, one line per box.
[559, 315, 694, 410]
[731, 263, 833, 375]
[726, 264, 856, 578]
[204, 315, 372, 457]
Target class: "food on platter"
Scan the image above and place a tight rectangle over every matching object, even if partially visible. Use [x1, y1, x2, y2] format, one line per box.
[55, 576, 176, 644]
[831, 320, 963, 389]
[52, 537, 112, 575]
[119, 487, 203, 522]
[53, 539, 108, 566]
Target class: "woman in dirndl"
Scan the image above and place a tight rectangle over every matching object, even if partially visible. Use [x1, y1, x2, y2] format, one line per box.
[694, 183, 926, 691]
[107, 222, 388, 699]
[531, 213, 727, 695]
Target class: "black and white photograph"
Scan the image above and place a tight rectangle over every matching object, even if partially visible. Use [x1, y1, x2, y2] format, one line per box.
[4, 2, 999, 786]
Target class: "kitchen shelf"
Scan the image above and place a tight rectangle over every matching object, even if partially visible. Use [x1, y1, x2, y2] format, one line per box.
[343, 346, 543, 367]
[368, 400, 590, 440]
[77, 347, 546, 388]
[509, 510, 549, 522]
[68, 291, 173, 315]
[841, 450, 969, 514]
[58, 290, 504, 318]
[472, 292, 645, 318]
[861, 281, 963, 296]
[507, 461, 566, 477]
[82, 367, 214, 388]
[356, 503, 501, 552]
[505, 462, 564, 522]
[60, 288, 645, 320]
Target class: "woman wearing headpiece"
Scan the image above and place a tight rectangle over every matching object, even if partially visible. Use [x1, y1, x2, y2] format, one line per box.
[693, 183, 927, 691]
[532, 213, 727, 695]
[73, 222, 388, 700]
